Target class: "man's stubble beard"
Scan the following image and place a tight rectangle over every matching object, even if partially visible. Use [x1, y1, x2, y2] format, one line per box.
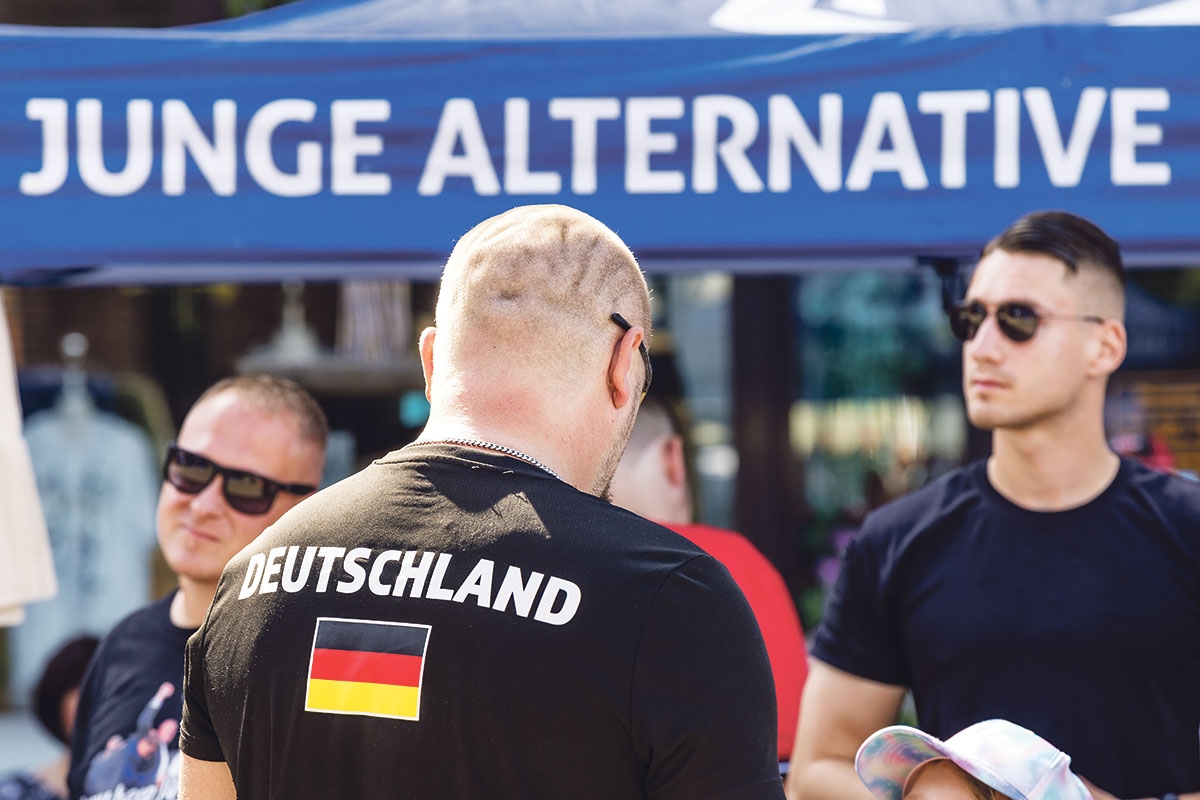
[592, 401, 640, 502]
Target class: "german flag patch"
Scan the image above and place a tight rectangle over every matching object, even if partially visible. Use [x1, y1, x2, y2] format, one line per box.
[305, 618, 431, 721]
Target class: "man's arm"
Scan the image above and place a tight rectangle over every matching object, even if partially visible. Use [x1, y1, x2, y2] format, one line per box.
[785, 659, 906, 800]
[178, 754, 235, 800]
[633, 555, 785, 799]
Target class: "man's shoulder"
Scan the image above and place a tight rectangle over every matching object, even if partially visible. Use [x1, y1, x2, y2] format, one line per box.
[858, 462, 984, 542]
[1121, 458, 1200, 529]
[665, 523, 770, 567]
[579, 504, 713, 564]
[103, 592, 175, 640]
[85, 593, 180, 680]
[1124, 458, 1200, 505]
[668, 522, 748, 547]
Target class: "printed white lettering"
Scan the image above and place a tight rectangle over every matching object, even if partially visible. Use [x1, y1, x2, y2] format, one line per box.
[236, 546, 581, 626]
[491, 567, 544, 617]
[337, 547, 371, 593]
[504, 98, 561, 194]
[452, 558, 495, 607]
[238, 553, 267, 599]
[418, 98, 500, 196]
[918, 90, 990, 189]
[767, 93, 842, 193]
[846, 92, 928, 191]
[368, 549, 403, 596]
[330, 99, 391, 195]
[547, 97, 620, 194]
[315, 546, 346, 592]
[994, 88, 1021, 188]
[245, 98, 322, 197]
[1110, 88, 1170, 186]
[1024, 86, 1106, 188]
[162, 99, 237, 196]
[77, 98, 154, 196]
[625, 97, 685, 193]
[393, 550, 436, 598]
[17, 88, 1177, 201]
[693, 94, 763, 194]
[20, 99, 68, 196]
[281, 545, 316, 593]
[533, 576, 581, 625]
[424, 553, 456, 601]
[259, 546, 287, 594]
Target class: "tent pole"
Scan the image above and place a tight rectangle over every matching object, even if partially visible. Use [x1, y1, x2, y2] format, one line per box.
[732, 274, 803, 602]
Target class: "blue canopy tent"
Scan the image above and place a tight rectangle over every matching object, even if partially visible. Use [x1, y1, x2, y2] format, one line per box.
[0, 0, 1198, 285]
[1, 0, 1198, 634]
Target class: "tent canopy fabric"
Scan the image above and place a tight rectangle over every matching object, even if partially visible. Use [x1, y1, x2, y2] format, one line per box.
[0, 0, 1198, 284]
[193, 0, 731, 38]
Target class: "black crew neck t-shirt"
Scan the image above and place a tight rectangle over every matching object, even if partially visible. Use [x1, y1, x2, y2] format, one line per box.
[182, 444, 784, 800]
[813, 457, 1200, 797]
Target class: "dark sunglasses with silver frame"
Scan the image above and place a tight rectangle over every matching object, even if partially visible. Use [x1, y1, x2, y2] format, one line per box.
[948, 301, 1104, 344]
[610, 312, 652, 396]
[162, 443, 317, 516]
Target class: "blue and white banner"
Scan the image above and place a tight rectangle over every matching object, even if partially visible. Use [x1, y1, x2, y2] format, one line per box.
[0, 15, 1197, 282]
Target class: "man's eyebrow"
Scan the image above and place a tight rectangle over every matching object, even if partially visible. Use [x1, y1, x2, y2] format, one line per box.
[961, 294, 1044, 306]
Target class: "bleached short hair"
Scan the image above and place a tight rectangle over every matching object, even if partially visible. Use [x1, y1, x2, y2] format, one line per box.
[435, 205, 651, 385]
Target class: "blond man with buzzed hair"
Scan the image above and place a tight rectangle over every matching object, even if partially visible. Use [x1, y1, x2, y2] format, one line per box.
[423, 203, 652, 498]
[69, 375, 327, 800]
[179, 205, 784, 800]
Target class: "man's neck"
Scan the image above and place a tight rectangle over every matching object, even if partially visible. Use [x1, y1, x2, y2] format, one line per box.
[419, 417, 591, 493]
[988, 428, 1120, 512]
[170, 577, 217, 629]
[36, 752, 70, 798]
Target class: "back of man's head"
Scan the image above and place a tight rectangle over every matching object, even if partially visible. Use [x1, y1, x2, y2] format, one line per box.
[432, 205, 650, 399]
[609, 397, 693, 525]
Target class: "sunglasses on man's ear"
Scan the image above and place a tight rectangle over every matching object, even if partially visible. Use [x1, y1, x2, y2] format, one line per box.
[611, 312, 652, 397]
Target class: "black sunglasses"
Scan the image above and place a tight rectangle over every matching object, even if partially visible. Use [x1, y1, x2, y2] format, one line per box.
[611, 312, 652, 396]
[163, 444, 316, 515]
[948, 301, 1104, 343]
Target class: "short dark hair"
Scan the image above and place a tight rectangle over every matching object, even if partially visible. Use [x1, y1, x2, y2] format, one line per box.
[983, 210, 1124, 287]
[33, 634, 99, 744]
[195, 374, 328, 446]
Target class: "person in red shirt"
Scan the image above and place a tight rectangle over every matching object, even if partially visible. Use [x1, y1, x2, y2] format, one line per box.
[610, 395, 808, 763]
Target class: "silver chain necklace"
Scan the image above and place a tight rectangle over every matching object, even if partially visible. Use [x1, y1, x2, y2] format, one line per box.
[410, 438, 562, 481]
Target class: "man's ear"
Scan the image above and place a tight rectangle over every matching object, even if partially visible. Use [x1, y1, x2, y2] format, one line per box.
[662, 434, 687, 490]
[419, 327, 437, 401]
[607, 324, 645, 409]
[1089, 319, 1126, 378]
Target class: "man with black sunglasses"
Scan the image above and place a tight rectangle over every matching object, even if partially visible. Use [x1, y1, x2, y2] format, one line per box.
[68, 375, 326, 800]
[789, 211, 1200, 800]
[178, 205, 783, 800]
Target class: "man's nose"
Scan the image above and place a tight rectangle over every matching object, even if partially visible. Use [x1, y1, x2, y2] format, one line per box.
[967, 313, 1005, 361]
[189, 476, 227, 515]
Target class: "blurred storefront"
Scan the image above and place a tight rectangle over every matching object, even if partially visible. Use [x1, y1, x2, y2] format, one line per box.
[647, 264, 1200, 632]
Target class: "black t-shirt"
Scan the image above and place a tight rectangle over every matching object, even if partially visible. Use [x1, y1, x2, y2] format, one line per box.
[181, 445, 784, 800]
[812, 457, 1200, 797]
[68, 592, 196, 800]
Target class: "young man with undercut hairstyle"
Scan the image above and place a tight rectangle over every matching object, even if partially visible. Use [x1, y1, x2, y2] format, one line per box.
[179, 205, 783, 800]
[788, 211, 1200, 800]
[68, 375, 327, 800]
